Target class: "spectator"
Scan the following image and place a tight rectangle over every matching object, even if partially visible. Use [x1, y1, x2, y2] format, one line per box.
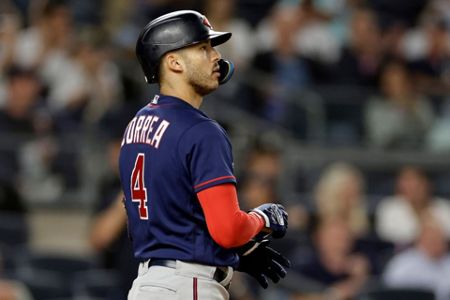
[245, 5, 314, 138]
[0, 237, 33, 300]
[399, 1, 449, 62]
[305, 0, 365, 45]
[89, 194, 137, 300]
[0, 280, 33, 300]
[89, 135, 138, 300]
[381, 22, 408, 60]
[11, 0, 83, 131]
[64, 28, 122, 124]
[314, 162, 369, 238]
[11, 0, 119, 130]
[426, 0, 450, 27]
[426, 97, 450, 152]
[0, 66, 40, 179]
[294, 0, 341, 65]
[2, 64, 64, 204]
[365, 59, 434, 149]
[44, 27, 122, 128]
[407, 17, 450, 96]
[204, 0, 255, 71]
[231, 143, 291, 300]
[383, 212, 450, 300]
[13, 0, 73, 77]
[0, 11, 20, 80]
[202, 0, 256, 104]
[333, 7, 384, 87]
[33, 27, 124, 191]
[375, 166, 450, 245]
[238, 143, 282, 210]
[0, 6, 21, 107]
[256, 0, 340, 65]
[292, 217, 370, 300]
[0, 66, 42, 211]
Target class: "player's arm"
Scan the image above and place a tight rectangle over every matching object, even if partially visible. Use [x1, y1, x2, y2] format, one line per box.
[197, 183, 264, 248]
[89, 192, 127, 250]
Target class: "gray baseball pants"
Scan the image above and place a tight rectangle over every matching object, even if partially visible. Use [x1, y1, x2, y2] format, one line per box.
[128, 260, 233, 300]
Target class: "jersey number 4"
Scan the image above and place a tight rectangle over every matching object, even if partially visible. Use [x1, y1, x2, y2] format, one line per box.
[131, 153, 149, 220]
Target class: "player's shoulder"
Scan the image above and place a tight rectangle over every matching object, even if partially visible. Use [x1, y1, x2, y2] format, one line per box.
[177, 119, 230, 152]
[177, 119, 231, 156]
[186, 119, 227, 138]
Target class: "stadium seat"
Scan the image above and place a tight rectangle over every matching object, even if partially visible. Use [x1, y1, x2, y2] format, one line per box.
[0, 212, 29, 246]
[15, 252, 95, 297]
[72, 269, 121, 300]
[20, 253, 94, 275]
[14, 268, 68, 299]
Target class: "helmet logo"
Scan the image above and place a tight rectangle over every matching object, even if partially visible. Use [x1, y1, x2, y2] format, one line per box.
[203, 17, 212, 29]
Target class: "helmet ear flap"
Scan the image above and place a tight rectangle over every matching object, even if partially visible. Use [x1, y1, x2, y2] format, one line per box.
[218, 59, 234, 85]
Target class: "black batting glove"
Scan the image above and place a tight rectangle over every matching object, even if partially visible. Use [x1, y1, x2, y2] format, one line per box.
[252, 203, 288, 238]
[236, 240, 291, 289]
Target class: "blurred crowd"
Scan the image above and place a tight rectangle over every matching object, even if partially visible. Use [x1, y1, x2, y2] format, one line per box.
[1, 0, 450, 299]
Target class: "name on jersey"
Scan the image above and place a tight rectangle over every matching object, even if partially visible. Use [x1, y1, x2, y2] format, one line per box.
[121, 115, 170, 148]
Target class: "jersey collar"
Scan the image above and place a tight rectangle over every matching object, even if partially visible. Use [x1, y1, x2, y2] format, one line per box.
[150, 94, 207, 116]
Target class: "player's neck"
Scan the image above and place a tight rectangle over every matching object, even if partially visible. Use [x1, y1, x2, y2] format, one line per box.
[160, 83, 203, 109]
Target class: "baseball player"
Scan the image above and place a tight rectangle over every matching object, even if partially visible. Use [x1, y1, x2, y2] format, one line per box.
[119, 10, 290, 300]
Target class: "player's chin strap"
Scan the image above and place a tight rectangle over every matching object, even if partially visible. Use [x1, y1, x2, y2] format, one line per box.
[218, 59, 234, 85]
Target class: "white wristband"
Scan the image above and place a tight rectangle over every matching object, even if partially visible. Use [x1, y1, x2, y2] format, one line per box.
[251, 209, 270, 227]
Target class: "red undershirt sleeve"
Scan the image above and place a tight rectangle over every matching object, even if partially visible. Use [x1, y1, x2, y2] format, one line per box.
[197, 183, 264, 249]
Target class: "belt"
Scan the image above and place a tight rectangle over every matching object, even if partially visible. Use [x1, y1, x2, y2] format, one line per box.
[148, 259, 230, 286]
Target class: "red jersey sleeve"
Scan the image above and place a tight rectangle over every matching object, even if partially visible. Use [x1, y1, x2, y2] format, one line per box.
[197, 183, 264, 249]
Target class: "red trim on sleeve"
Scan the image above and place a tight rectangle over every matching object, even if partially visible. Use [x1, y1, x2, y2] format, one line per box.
[197, 183, 264, 249]
[193, 277, 198, 300]
[194, 175, 236, 189]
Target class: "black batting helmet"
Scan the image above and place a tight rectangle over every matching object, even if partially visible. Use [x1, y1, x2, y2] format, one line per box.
[136, 10, 232, 84]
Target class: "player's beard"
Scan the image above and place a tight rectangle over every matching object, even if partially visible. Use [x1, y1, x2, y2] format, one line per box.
[185, 60, 219, 96]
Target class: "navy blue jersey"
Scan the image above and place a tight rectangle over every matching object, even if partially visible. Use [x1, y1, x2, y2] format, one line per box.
[119, 94, 239, 268]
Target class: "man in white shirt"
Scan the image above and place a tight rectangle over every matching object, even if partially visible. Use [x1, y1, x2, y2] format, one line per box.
[383, 213, 450, 300]
[376, 166, 450, 245]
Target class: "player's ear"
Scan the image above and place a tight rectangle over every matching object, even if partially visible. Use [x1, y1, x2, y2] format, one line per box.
[165, 52, 184, 74]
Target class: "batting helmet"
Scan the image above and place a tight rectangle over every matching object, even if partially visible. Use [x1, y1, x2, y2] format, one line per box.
[136, 10, 233, 84]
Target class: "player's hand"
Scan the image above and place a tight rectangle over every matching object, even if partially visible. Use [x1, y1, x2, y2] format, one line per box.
[251, 203, 288, 238]
[235, 240, 291, 289]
